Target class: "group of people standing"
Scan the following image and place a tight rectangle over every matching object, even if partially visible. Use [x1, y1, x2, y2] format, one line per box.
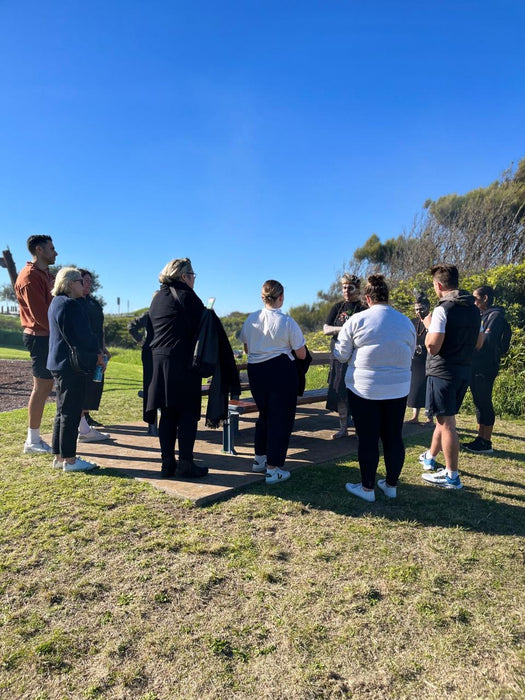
[15, 238, 508, 494]
[323, 264, 508, 500]
[14, 235, 110, 472]
[142, 260, 306, 485]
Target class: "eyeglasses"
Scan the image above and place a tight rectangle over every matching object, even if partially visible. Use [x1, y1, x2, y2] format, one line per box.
[184, 272, 197, 278]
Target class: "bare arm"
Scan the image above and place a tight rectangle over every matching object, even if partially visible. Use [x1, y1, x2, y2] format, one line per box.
[425, 331, 445, 356]
[323, 323, 340, 336]
[294, 345, 307, 360]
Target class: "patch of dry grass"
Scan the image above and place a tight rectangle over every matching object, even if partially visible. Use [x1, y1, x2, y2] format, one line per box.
[0, 355, 524, 698]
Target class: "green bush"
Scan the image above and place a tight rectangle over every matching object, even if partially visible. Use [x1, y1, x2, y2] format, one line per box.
[104, 316, 137, 349]
[0, 328, 24, 348]
[0, 314, 23, 347]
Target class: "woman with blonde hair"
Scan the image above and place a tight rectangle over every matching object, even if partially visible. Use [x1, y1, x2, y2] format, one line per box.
[240, 280, 306, 484]
[47, 267, 105, 472]
[146, 258, 208, 478]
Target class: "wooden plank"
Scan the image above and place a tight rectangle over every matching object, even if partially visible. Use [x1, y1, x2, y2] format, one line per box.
[235, 350, 331, 372]
[229, 388, 328, 415]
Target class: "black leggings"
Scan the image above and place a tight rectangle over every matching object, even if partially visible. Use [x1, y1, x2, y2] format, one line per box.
[470, 372, 496, 426]
[348, 390, 408, 489]
[158, 407, 199, 463]
[248, 354, 298, 468]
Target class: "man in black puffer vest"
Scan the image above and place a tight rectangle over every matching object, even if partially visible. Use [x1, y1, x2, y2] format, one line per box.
[419, 264, 482, 491]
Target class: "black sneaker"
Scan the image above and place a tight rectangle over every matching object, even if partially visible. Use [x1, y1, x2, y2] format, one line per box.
[86, 413, 104, 428]
[463, 437, 493, 454]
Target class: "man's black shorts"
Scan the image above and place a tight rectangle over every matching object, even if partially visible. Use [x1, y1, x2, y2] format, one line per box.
[23, 334, 53, 380]
[425, 375, 469, 417]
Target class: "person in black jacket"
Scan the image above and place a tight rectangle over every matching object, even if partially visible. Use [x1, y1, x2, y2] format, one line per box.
[47, 267, 105, 472]
[463, 286, 508, 454]
[146, 258, 208, 479]
[406, 294, 433, 425]
[128, 300, 157, 434]
[323, 274, 366, 438]
[77, 269, 110, 441]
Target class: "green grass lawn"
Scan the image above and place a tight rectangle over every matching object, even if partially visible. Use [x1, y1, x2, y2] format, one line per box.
[1, 349, 524, 699]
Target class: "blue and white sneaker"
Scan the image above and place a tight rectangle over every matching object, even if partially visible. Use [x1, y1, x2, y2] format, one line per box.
[419, 451, 438, 471]
[422, 469, 463, 490]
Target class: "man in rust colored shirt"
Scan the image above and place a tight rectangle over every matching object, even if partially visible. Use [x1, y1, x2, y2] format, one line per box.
[15, 234, 58, 453]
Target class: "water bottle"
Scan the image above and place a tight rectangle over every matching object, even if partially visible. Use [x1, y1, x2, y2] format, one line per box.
[93, 354, 107, 383]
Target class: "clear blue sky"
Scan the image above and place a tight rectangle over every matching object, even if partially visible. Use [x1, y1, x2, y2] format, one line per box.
[1, 0, 523, 316]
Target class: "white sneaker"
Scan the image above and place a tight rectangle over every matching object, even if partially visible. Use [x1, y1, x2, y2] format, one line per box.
[345, 482, 375, 502]
[52, 456, 64, 469]
[252, 458, 267, 473]
[377, 478, 397, 498]
[265, 468, 291, 484]
[23, 439, 52, 454]
[63, 457, 98, 472]
[78, 428, 110, 443]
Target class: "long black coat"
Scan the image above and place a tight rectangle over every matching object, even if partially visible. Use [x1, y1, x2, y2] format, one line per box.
[145, 281, 205, 422]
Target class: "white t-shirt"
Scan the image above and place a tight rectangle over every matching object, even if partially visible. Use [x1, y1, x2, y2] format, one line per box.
[428, 305, 447, 333]
[333, 304, 416, 400]
[240, 307, 305, 364]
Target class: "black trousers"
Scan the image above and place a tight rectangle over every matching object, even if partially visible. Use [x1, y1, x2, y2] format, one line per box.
[158, 407, 199, 465]
[470, 372, 496, 426]
[52, 370, 86, 458]
[348, 390, 408, 489]
[248, 354, 298, 468]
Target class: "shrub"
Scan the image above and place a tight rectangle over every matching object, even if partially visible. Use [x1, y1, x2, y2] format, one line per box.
[104, 317, 137, 349]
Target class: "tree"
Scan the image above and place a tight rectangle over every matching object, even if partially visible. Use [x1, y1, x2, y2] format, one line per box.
[220, 312, 248, 349]
[0, 284, 16, 302]
[422, 158, 525, 271]
[288, 302, 330, 333]
[49, 264, 106, 308]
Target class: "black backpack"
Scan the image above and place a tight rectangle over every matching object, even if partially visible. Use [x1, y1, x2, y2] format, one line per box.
[498, 318, 512, 355]
[485, 309, 512, 356]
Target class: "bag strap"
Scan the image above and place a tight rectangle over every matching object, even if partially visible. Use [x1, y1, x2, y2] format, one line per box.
[56, 309, 76, 355]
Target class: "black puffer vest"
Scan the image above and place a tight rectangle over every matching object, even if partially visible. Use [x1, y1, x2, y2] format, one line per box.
[426, 290, 480, 380]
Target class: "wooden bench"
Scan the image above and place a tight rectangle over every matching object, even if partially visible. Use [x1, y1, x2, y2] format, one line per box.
[221, 352, 331, 454]
[140, 351, 332, 453]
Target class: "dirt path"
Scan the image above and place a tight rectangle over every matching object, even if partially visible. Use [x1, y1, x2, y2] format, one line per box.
[0, 359, 55, 412]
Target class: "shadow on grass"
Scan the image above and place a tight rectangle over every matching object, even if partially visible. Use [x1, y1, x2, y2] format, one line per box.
[231, 424, 525, 536]
[65, 412, 525, 534]
[478, 448, 525, 464]
[239, 463, 525, 537]
[460, 469, 525, 490]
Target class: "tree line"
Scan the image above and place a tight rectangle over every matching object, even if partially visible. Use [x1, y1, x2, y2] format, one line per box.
[288, 157, 525, 332]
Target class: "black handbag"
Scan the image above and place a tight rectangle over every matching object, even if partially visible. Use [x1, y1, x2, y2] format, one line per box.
[58, 324, 95, 375]
[68, 345, 90, 375]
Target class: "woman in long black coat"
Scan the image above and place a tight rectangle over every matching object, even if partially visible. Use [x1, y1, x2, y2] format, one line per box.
[407, 294, 433, 425]
[146, 258, 208, 479]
